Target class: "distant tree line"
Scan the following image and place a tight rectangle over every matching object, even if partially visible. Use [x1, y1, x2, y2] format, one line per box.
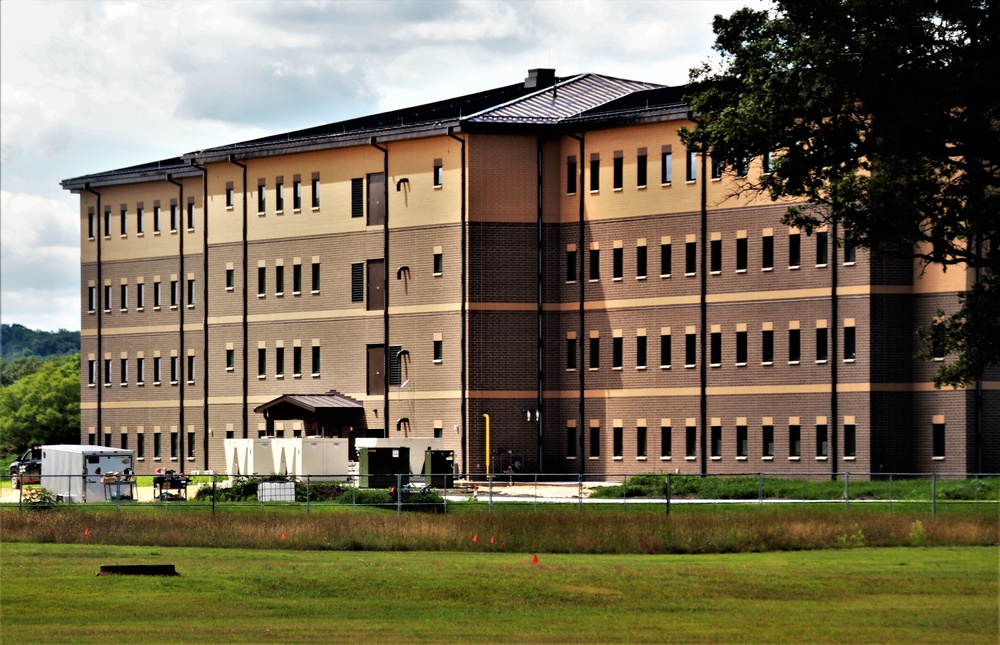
[1, 324, 80, 360]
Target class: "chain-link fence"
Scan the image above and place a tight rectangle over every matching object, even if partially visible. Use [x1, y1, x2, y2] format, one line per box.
[7, 472, 998, 515]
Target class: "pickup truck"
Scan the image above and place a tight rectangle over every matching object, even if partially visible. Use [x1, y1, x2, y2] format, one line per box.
[9, 447, 42, 488]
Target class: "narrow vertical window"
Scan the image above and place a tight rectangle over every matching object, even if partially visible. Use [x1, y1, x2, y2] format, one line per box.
[736, 328, 748, 365]
[843, 242, 857, 264]
[710, 237, 722, 273]
[188, 432, 195, 459]
[104, 359, 112, 385]
[762, 325, 774, 364]
[844, 424, 856, 457]
[736, 235, 748, 272]
[636, 334, 647, 369]
[187, 198, 195, 230]
[257, 179, 266, 214]
[589, 336, 600, 370]
[686, 149, 697, 181]
[153, 433, 162, 459]
[311, 173, 320, 208]
[737, 425, 748, 458]
[226, 183, 235, 208]
[88, 359, 96, 385]
[291, 177, 301, 210]
[276, 347, 284, 377]
[589, 247, 600, 281]
[433, 159, 443, 187]
[104, 207, 111, 237]
[121, 433, 129, 450]
[590, 425, 601, 458]
[612, 246, 623, 280]
[170, 202, 178, 232]
[685, 239, 696, 275]
[636, 148, 647, 187]
[433, 252, 443, 275]
[104, 285, 112, 312]
[789, 424, 801, 457]
[226, 349, 235, 371]
[187, 355, 195, 383]
[120, 284, 128, 310]
[170, 280, 178, 308]
[258, 348, 266, 377]
[932, 422, 946, 457]
[710, 329, 722, 366]
[311, 261, 320, 292]
[789, 231, 801, 267]
[311, 346, 320, 375]
[88, 209, 96, 238]
[843, 322, 856, 361]
[566, 156, 577, 194]
[612, 151, 623, 190]
[275, 265, 284, 295]
[660, 330, 671, 368]
[685, 425, 697, 458]
[293, 264, 302, 293]
[816, 325, 828, 362]
[433, 339, 443, 362]
[738, 156, 749, 177]
[120, 206, 127, 235]
[789, 327, 801, 363]
[637, 426, 647, 458]
[685, 330, 696, 367]
[120, 358, 128, 384]
[170, 356, 178, 384]
[612, 335, 623, 369]
[566, 249, 577, 282]
[275, 177, 284, 211]
[762, 231, 774, 270]
[187, 279, 195, 307]
[258, 266, 266, 296]
[816, 231, 828, 266]
[661, 145, 673, 184]
[293, 346, 302, 376]
[816, 424, 828, 457]
[137, 433, 145, 459]
[589, 153, 600, 192]
[136, 206, 144, 235]
[567, 425, 577, 457]
[136, 283, 144, 309]
[763, 424, 774, 457]
[660, 240, 671, 277]
[153, 357, 161, 383]
[225, 268, 235, 290]
[170, 432, 178, 459]
[136, 357, 144, 384]
[636, 244, 647, 279]
[153, 204, 161, 232]
[613, 426, 623, 458]
[88, 286, 96, 313]
[661, 425, 672, 458]
[566, 338, 577, 370]
[711, 158, 723, 179]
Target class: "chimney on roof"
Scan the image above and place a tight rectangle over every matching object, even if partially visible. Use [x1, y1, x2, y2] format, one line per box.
[524, 68, 555, 89]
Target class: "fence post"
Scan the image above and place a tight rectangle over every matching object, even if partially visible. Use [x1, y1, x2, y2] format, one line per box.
[306, 475, 311, 517]
[488, 473, 493, 512]
[211, 474, 217, 515]
[623, 474, 628, 509]
[758, 473, 763, 509]
[975, 473, 979, 512]
[931, 473, 937, 516]
[713, 475, 718, 513]
[666, 475, 671, 516]
[397, 473, 402, 516]
[889, 474, 893, 513]
[533, 473, 538, 512]
[578, 474, 583, 513]
[844, 471, 850, 513]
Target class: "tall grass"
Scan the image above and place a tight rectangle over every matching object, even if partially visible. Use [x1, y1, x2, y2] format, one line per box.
[2, 506, 996, 554]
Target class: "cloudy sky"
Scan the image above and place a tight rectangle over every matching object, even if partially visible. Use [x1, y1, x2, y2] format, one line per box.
[1, 0, 758, 332]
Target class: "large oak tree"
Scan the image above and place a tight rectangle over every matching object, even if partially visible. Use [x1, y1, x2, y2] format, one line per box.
[682, 0, 998, 386]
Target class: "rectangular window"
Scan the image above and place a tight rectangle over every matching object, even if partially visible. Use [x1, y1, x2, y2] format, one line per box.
[844, 424, 856, 458]
[275, 179, 284, 211]
[104, 359, 112, 385]
[292, 178, 301, 210]
[153, 357, 162, 384]
[661, 242, 671, 277]
[104, 209, 111, 237]
[685, 241, 696, 275]
[88, 286, 96, 313]
[844, 242, 857, 264]
[88, 210, 96, 238]
[136, 283, 145, 309]
[311, 346, 320, 375]
[816, 424, 828, 457]
[711, 158, 723, 180]
[589, 154, 600, 192]
[293, 264, 302, 293]
[685, 332, 696, 367]
[637, 426, 647, 458]
[613, 426, 623, 458]
[153, 433, 161, 459]
[762, 328, 774, 364]
[736, 330, 748, 365]
[257, 180, 266, 213]
[351, 177, 364, 218]
[590, 426, 601, 458]
[660, 332, 671, 368]
[187, 432, 195, 459]
[710, 239, 722, 273]
[170, 280, 179, 308]
[613, 153, 623, 190]
[567, 156, 577, 194]
[566, 249, 577, 282]
[789, 425, 801, 457]
[636, 245, 647, 279]
[932, 422, 945, 457]
[187, 199, 195, 230]
[88, 359, 96, 385]
[589, 336, 600, 370]
[311, 175, 320, 208]
[661, 148, 672, 184]
[566, 338, 577, 370]
[153, 205, 161, 233]
[816, 327, 828, 362]
[226, 349, 235, 370]
[226, 184, 235, 209]
[120, 358, 128, 384]
[275, 265, 284, 295]
[104, 285, 112, 312]
[686, 149, 697, 181]
[685, 425, 697, 458]
[736, 237, 748, 272]
[120, 208, 127, 235]
[637, 150, 647, 187]
[589, 248, 600, 281]
[567, 426, 577, 457]
[433, 252, 443, 275]
[844, 325, 856, 360]
[187, 279, 195, 306]
[258, 348, 266, 377]
[170, 203, 178, 232]
[661, 425, 672, 458]
[789, 232, 801, 267]
[136, 357, 144, 384]
[636, 335, 647, 369]
[433, 160, 443, 187]
[276, 347, 284, 377]
[763, 425, 774, 457]
[763, 151, 774, 174]
[710, 331, 721, 366]
[612, 247, 623, 280]
[153, 281, 162, 308]
[311, 261, 320, 292]
[258, 266, 266, 296]
[738, 156, 749, 177]
[187, 355, 195, 383]
[433, 339, 443, 362]
[137, 433, 145, 459]
[137, 207, 144, 234]
[170, 432, 178, 459]
[711, 425, 722, 458]
[816, 232, 828, 266]
[612, 336, 623, 369]
[789, 328, 801, 363]
[121, 433, 129, 451]
[170, 356, 178, 384]
[762, 234, 774, 270]
[293, 346, 301, 376]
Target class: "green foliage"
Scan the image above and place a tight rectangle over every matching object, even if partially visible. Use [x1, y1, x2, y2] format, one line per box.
[683, 0, 999, 385]
[0, 356, 46, 387]
[836, 525, 867, 548]
[19, 488, 59, 511]
[909, 520, 926, 546]
[0, 324, 79, 360]
[0, 354, 80, 453]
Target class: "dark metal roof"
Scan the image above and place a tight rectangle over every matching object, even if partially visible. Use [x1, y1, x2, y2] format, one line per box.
[253, 390, 363, 414]
[61, 157, 199, 191]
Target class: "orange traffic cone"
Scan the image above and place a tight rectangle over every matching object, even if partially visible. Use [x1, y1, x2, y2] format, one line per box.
[490, 536, 495, 544]
[473, 534, 478, 542]
[281, 534, 286, 541]
[532, 554, 539, 564]
[84, 528, 91, 538]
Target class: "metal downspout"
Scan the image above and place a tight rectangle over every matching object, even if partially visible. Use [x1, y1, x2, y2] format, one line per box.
[84, 185, 102, 446]
[699, 150, 708, 475]
[447, 128, 468, 476]
[831, 220, 839, 478]
[370, 138, 389, 436]
[568, 133, 585, 475]
[166, 174, 185, 463]
[190, 160, 210, 471]
[227, 156, 248, 439]
[536, 136, 545, 472]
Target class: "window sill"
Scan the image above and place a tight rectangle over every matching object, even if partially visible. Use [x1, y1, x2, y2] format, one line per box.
[186, 380, 195, 385]
[637, 275, 647, 281]
[613, 187, 623, 193]
[588, 368, 599, 372]
[88, 383, 96, 388]
[565, 456, 577, 460]
[153, 381, 161, 386]
[932, 456, 945, 461]
[275, 292, 284, 298]
[187, 457, 195, 462]
[293, 291, 301, 296]
[276, 210, 284, 215]
[138, 381, 144, 387]
[589, 190, 599, 195]
[636, 456, 647, 461]
[276, 375, 284, 380]
[762, 267, 773, 272]
[88, 236, 95, 241]
[433, 359, 443, 364]
[137, 232, 144, 237]
[735, 269, 747, 274]
[844, 456, 856, 461]
[186, 305, 195, 309]
[565, 368, 577, 372]
[637, 185, 647, 190]
[104, 383, 111, 388]
[257, 294, 266, 299]
[789, 361, 800, 365]
[788, 456, 801, 461]
[660, 274, 671, 279]
[293, 373, 301, 379]
[311, 373, 320, 378]
[154, 231, 161, 236]
[711, 456, 721, 461]
[258, 375, 266, 380]
[685, 456, 696, 461]
[154, 306, 161, 311]
[660, 456, 671, 461]
[226, 367, 234, 373]
[170, 458, 178, 462]
[735, 362, 747, 367]
[311, 290, 320, 295]
[226, 287, 234, 292]
[816, 359, 828, 364]
[137, 307, 144, 312]
[104, 309, 112, 314]
[761, 361, 773, 366]
[843, 261, 856, 267]
[613, 277, 622, 282]
[636, 366, 646, 371]
[311, 207, 320, 212]
[187, 228, 195, 233]
[684, 272, 695, 277]
[843, 358, 856, 363]
[816, 456, 828, 461]
[686, 180, 696, 185]
[710, 271, 720, 276]
[661, 365, 671, 370]
[612, 366, 623, 371]
[762, 456, 774, 461]
[257, 212, 265, 217]
[588, 279, 600, 283]
[613, 456, 623, 460]
[589, 456, 600, 460]
[661, 182, 671, 187]
[120, 382, 128, 387]
[120, 235, 127, 239]
[153, 457, 161, 462]
[816, 264, 828, 269]
[433, 273, 443, 278]
[433, 185, 443, 190]
[170, 381, 179, 386]
[736, 456, 747, 461]
[170, 305, 178, 310]
[789, 265, 800, 270]
[685, 364, 696, 369]
[710, 363, 721, 368]
[171, 229, 178, 234]
[566, 192, 576, 197]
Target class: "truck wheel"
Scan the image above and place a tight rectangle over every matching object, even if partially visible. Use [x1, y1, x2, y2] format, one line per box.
[11, 474, 21, 489]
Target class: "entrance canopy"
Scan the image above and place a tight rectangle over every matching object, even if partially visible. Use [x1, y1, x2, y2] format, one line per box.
[253, 390, 364, 438]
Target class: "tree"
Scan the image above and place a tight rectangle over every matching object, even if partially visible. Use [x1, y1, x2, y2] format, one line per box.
[682, 0, 999, 386]
[0, 354, 81, 454]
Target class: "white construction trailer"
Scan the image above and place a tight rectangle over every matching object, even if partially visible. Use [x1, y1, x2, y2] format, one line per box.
[40, 445, 135, 503]
[271, 437, 349, 481]
[223, 438, 274, 476]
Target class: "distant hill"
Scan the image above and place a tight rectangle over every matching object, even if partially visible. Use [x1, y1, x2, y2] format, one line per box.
[0, 324, 80, 359]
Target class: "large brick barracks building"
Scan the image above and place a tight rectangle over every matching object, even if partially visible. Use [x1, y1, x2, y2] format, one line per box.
[62, 69, 997, 478]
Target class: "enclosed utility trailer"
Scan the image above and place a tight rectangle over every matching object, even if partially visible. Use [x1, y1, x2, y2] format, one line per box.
[223, 438, 274, 476]
[40, 445, 135, 503]
[271, 437, 349, 481]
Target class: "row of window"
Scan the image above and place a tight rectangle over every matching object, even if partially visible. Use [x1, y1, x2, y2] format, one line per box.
[567, 322, 858, 371]
[566, 231, 855, 284]
[246, 174, 321, 213]
[251, 261, 321, 297]
[88, 279, 195, 313]
[252, 345, 322, 379]
[87, 354, 197, 387]
[89, 429, 198, 461]
[87, 200, 196, 240]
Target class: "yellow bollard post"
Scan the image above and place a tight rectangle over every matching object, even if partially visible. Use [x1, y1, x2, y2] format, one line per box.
[483, 413, 491, 479]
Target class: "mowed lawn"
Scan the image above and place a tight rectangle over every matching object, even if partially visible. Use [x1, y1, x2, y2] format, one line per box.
[1, 544, 996, 643]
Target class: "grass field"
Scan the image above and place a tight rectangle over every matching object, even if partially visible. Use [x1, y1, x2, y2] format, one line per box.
[1, 543, 996, 643]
